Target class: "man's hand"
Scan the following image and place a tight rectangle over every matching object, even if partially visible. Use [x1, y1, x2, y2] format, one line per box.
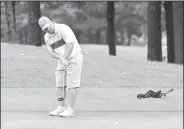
[60, 57, 69, 66]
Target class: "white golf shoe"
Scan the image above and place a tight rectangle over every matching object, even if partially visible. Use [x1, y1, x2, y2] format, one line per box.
[59, 107, 75, 117]
[49, 106, 65, 116]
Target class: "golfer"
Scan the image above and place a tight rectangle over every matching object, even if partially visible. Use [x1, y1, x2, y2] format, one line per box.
[38, 16, 83, 117]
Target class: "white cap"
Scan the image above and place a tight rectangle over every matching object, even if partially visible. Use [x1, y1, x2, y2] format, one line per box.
[38, 16, 51, 30]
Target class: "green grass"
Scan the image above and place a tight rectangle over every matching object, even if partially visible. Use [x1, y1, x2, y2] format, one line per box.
[1, 43, 183, 88]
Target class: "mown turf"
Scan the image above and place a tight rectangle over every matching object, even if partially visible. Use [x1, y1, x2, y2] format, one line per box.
[1, 43, 183, 88]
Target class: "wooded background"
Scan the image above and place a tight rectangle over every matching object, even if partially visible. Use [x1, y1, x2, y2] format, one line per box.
[1, 1, 183, 64]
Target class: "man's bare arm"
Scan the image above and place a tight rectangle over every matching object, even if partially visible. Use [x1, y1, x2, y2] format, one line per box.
[63, 42, 74, 60]
[49, 43, 74, 61]
[49, 50, 61, 60]
[49, 50, 68, 65]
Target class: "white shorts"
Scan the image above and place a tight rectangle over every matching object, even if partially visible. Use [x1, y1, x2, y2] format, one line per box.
[55, 52, 83, 88]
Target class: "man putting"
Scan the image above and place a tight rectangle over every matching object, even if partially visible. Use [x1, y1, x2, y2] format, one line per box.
[38, 16, 83, 117]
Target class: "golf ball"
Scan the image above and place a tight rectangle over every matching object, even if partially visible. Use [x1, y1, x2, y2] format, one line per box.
[116, 122, 119, 126]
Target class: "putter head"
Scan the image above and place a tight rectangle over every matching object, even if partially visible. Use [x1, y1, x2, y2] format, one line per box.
[57, 97, 64, 101]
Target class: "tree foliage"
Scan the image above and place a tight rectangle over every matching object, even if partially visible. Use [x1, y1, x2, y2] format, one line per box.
[1, 1, 148, 45]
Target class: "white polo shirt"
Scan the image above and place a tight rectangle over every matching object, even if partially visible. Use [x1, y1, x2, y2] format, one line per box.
[44, 23, 81, 59]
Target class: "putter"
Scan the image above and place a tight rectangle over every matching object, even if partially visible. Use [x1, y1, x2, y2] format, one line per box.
[57, 68, 67, 101]
[63, 68, 67, 100]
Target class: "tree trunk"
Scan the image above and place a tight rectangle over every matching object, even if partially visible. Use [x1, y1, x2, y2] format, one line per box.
[88, 29, 93, 44]
[96, 28, 101, 44]
[122, 27, 128, 45]
[164, 1, 175, 63]
[127, 33, 132, 46]
[28, 1, 41, 46]
[147, 1, 162, 61]
[12, 2, 16, 29]
[12, 1, 16, 43]
[120, 27, 124, 45]
[172, 2, 183, 64]
[106, 1, 116, 56]
[4, 2, 12, 41]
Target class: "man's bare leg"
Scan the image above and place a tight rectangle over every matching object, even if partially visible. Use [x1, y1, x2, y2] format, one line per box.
[59, 88, 78, 117]
[66, 88, 78, 110]
[49, 71, 66, 116]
